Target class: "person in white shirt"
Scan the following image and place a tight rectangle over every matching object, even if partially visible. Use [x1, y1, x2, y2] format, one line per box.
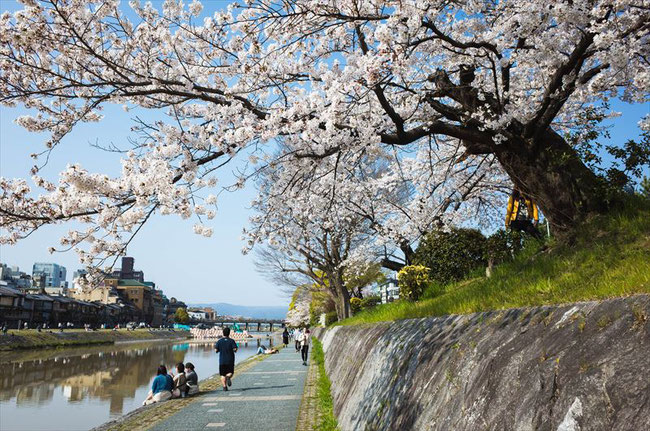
[294, 329, 302, 352]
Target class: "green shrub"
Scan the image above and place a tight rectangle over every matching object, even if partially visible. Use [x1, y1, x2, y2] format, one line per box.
[421, 281, 446, 299]
[485, 229, 527, 265]
[414, 228, 487, 284]
[397, 265, 431, 300]
[359, 295, 381, 309]
[349, 297, 362, 313]
[324, 311, 338, 326]
[641, 176, 650, 198]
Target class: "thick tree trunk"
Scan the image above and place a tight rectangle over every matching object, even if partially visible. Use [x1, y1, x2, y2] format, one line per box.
[330, 274, 352, 321]
[495, 130, 607, 234]
[381, 241, 414, 272]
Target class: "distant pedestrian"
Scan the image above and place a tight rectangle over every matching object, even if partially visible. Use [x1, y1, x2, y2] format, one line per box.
[294, 328, 302, 352]
[300, 328, 311, 366]
[282, 328, 289, 347]
[215, 327, 238, 391]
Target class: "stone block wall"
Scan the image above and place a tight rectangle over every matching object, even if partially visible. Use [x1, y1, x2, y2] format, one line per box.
[315, 295, 649, 431]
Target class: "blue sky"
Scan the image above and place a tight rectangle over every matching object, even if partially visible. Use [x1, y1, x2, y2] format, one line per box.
[0, 1, 648, 307]
[0, 0, 291, 307]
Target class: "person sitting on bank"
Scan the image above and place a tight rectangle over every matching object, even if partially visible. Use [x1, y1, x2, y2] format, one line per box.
[505, 188, 542, 239]
[171, 363, 187, 398]
[143, 365, 174, 405]
[256, 345, 279, 355]
[184, 362, 199, 396]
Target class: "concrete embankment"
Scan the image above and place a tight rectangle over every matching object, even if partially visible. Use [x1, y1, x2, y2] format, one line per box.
[0, 329, 190, 351]
[314, 295, 649, 431]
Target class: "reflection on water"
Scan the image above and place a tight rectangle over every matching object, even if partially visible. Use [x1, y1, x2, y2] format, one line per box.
[0, 336, 275, 431]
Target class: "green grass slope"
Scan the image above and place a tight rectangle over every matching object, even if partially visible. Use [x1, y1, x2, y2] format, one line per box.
[0, 328, 189, 351]
[341, 200, 650, 326]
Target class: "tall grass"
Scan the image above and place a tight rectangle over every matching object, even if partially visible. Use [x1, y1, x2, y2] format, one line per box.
[340, 200, 650, 326]
[312, 338, 339, 431]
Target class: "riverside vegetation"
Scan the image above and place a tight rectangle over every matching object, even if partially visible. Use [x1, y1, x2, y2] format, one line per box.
[340, 199, 650, 326]
[0, 328, 189, 351]
[312, 338, 339, 431]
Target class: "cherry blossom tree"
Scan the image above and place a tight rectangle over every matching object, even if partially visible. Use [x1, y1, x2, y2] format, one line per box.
[1, 0, 648, 281]
[248, 159, 373, 319]
[248, 135, 507, 317]
[286, 284, 311, 327]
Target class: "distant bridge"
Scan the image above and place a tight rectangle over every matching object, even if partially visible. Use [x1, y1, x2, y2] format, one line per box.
[206, 318, 286, 332]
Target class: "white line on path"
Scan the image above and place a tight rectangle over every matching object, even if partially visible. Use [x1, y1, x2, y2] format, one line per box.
[202, 403, 218, 406]
[254, 383, 263, 385]
[207, 409, 224, 413]
[203, 395, 301, 402]
[288, 378, 297, 381]
[205, 423, 226, 428]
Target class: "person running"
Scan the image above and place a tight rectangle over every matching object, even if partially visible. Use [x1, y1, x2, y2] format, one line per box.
[294, 328, 302, 352]
[282, 328, 289, 347]
[300, 328, 311, 366]
[215, 327, 238, 391]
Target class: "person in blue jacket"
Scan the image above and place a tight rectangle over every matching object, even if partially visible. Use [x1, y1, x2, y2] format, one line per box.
[142, 365, 174, 405]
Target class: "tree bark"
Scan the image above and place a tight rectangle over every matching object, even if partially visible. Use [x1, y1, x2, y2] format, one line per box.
[330, 273, 352, 321]
[381, 241, 414, 272]
[493, 130, 607, 234]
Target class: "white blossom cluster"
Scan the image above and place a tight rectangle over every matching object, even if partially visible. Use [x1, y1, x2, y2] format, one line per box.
[285, 286, 311, 328]
[0, 0, 647, 276]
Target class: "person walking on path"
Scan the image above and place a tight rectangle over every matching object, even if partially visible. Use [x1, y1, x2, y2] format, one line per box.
[282, 328, 289, 347]
[215, 327, 238, 391]
[300, 328, 311, 366]
[294, 328, 302, 352]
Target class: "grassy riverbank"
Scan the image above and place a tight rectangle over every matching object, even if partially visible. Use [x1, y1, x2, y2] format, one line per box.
[0, 328, 190, 351]
[341, 201, 650, 326]
[312, 338, 339, 431]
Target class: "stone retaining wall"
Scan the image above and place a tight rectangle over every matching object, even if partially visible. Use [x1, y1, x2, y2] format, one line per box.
[314, 295, 649, 431]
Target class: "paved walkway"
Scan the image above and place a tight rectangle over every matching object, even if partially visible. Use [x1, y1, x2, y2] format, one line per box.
[150, 348, 308, 431]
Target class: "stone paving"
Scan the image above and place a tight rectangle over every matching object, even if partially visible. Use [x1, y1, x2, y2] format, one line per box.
[150, 348, 308, 431]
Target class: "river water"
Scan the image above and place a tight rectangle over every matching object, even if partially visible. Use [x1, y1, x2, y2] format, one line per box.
[0, 335, 278, 431]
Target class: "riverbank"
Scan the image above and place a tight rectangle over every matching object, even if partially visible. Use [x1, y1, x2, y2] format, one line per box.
[93, 346, 302, 431]
[0, 328, 190, 351]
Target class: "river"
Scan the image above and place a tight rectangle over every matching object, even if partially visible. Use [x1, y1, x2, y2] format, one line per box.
[0, 335, 279, 431]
